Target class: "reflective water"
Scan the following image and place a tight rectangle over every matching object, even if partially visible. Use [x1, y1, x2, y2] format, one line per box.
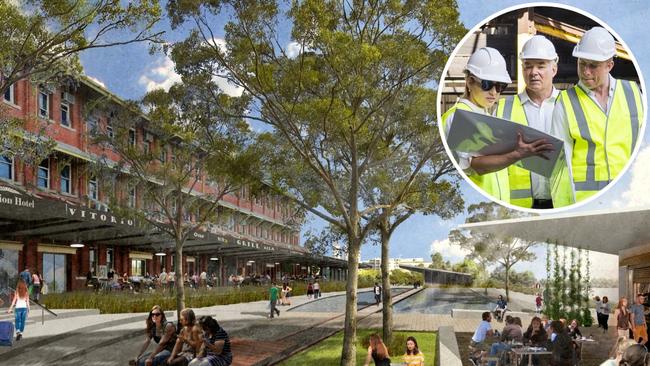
[393, 287, 497, 315]
[288, 288, 409, 312]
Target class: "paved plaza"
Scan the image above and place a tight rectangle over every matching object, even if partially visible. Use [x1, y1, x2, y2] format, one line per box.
[0, 287, 620, 365]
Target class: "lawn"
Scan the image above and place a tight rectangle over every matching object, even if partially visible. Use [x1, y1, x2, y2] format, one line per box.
[279, 329, 437, 365]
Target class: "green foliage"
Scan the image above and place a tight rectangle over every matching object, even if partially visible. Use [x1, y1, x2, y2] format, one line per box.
[449, 202, 537, 300]
[41, 282, 350, 313]
[358, 269, 422, 286]
[389, 269, 424, 286]
[0, 0, 162, 97]
[280, 329, 437, 366]
[543, 244, 593, 326]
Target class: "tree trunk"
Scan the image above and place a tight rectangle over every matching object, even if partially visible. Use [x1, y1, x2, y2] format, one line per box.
[380, 222, 393, 345]
[340, 238, 361, 366]
[175, 240, 185, 322]
[505, 265, 510, 302]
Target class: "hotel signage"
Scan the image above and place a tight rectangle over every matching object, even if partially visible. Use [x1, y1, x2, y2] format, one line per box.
[0, 186, 35, 209]
[65, 205, 136, 227]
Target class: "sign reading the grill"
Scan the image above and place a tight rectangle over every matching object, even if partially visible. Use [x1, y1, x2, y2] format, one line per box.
[65, 205, 136, 227]
[0, 193, 35, 209]
[236, 239, 275, 251]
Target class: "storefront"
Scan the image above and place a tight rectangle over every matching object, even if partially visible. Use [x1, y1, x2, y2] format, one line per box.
[460, 207, 650, 304]
[0, 184, 347, 294]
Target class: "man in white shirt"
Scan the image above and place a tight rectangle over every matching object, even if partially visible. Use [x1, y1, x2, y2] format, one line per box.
[494, 35, 559, 209]
[470, 311, 495, 365]
[550, 27, 644, 207]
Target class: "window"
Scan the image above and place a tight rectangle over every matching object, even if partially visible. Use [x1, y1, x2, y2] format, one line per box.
[37, 159, 49, 188]
[60, 164, 71, 194]
[38, 89, 49, 119]
[159, 146, 167, 162]
[87, 117, 98, 135]
[89, 248, 97, 275]
[0, 156, 13, 180]
[106, 248, 113, 272]
[61, 101, 71, 127]
[128, 129, 136, 146]
[88, 176, 98, 200]
[128, 186, 136, 208]
[131, 259, 145, 276]
[3, 84, 14, 104]
[106, 125, 114, 139]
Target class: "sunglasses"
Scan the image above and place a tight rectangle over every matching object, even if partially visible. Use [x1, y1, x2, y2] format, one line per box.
[151, 312, 162, 317]
[471, 76, 508, 93]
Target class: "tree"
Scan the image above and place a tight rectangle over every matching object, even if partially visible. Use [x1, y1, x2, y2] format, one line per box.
[0, 0, 163, 184]
[449, 202, 536, 301]
[430, 252, 446, 270]
[360, 85, 463, 344]
[89, 80, 264, 320]
[0, 0, 163, 97]
[166, 1, 465, 363]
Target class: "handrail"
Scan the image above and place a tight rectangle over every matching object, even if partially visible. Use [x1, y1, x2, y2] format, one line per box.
[5, 286, 58, 322]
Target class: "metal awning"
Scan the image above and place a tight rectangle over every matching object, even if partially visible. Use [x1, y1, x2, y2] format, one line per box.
[460, 206, 650, 255]
[0, 183, 346, 267]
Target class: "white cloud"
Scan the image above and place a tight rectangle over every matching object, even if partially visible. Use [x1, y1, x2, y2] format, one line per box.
[614, 145, 650, 208]
[286, 42, 303, 59]
[138, 56, 181, 92]
[429, 238, 471, 261]
[86, 75, 106, 88]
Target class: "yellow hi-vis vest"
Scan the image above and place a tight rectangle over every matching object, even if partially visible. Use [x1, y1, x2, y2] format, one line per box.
[442, 101, 510, 202]
[554, 79, 643, 205]
[495, 95, 533, 208]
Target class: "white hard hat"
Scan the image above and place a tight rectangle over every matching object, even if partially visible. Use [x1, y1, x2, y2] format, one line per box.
[572, 26, 616, 62]
[465, 47, 512, 84]
[519, 35, 558, 61]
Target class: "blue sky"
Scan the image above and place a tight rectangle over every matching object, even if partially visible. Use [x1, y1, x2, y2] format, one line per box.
[78, 1, 650, 281]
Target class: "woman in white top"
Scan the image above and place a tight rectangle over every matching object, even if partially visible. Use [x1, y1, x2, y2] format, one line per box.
[7, 279, 30, 341]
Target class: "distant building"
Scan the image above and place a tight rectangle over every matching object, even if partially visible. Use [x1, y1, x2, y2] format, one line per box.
[363, 258, 431, 271]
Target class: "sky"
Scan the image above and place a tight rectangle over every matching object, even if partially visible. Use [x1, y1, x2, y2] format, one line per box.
[76, 0, 650, 282]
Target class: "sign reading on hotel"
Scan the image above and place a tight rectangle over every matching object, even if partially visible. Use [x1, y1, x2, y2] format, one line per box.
[65, 205, 136, 227]
[0, 186, 35, 209]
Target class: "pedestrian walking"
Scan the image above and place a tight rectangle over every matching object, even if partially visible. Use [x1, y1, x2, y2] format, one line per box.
[535, 293, 543, 314]
[313, 281, 321, 298]
[595, 296, 603, 328]
[373, 282, 382, 306]
[601, 296, 611, 333]
[614, 297, 634, 339]
[307, 282, 314, 300]
[268, 282, 280, 318]
[7, 279, 30, 341]
[630, 294, 648, 344]
[31, 270, 42, 302]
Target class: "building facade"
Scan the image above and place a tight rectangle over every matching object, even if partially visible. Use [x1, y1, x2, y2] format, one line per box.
[0, 77, 346, 297]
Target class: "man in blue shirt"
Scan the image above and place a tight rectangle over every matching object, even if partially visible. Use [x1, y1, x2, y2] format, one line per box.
[630, 294, 648, 344]
[19, 267, 32, 287]
[494, 295, 508, 321]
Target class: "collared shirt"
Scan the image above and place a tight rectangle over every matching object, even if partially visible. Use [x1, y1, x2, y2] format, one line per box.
[516, 88, 560, 199]
[550, 74, 619, 189]
[443, 98, 490, 172]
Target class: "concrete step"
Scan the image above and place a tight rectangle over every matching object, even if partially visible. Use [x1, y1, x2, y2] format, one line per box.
[0, 308, 100, 323]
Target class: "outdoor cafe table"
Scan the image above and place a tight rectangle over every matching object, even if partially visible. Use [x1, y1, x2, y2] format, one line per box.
[575, 337, 597, 362]
[512, 347, 552, 366]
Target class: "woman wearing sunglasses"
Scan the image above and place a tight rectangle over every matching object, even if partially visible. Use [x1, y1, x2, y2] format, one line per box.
[131, 305, 177, 366]
[441, 47, 512, 202]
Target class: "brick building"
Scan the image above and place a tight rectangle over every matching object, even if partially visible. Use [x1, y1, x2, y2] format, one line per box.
[0, 76, 346, 295]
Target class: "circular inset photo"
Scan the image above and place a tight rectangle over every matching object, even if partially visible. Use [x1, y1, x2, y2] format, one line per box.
[437, 3, 646, 211]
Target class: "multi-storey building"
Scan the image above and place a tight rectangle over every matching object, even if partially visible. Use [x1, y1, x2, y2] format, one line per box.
[0, 76, 346, 295]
